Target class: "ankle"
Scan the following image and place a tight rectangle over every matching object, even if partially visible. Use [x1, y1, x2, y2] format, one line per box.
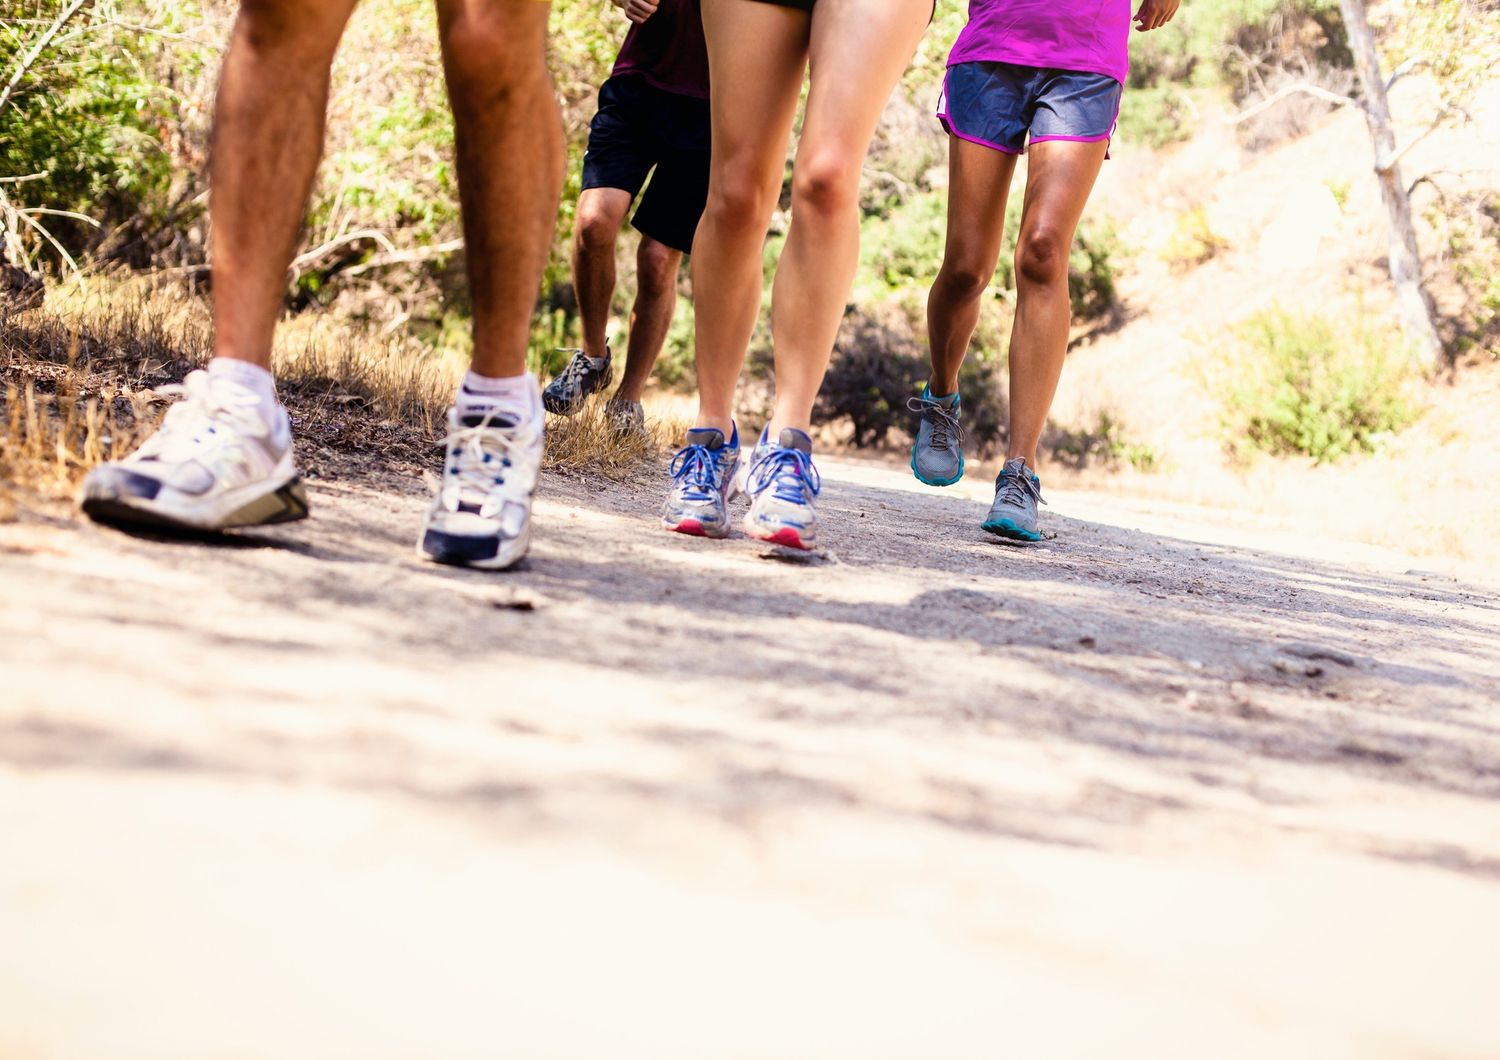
[458, 370, 541, 423]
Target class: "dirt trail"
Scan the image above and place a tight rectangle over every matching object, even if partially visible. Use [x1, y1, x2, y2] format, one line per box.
[3, 458, 1499, 1058]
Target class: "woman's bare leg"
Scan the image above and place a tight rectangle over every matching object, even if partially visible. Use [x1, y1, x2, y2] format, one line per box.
[765, 0, 931, 436]
[690, 0, 808, 437]
[925, 137, 1018, 396]
[1006, 138, 1107, 468]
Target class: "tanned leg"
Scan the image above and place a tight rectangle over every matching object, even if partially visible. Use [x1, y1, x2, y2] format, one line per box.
[571, 186, 633, 362]
[690, 0, 808, 437]
[210, 0, 360, 368]
[925, 136, 1018, 396]
[437, 0, 564, 379]
[764, 0, 931, 436]
[615, 235, 683, 402]
[1006, 139, 1108, 468]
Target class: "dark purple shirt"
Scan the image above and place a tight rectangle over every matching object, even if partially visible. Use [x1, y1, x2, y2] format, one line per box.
[611, 0, 709, 100]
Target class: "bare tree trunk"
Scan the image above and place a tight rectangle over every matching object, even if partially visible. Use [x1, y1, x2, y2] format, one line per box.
[1338, 0, 1445, 370]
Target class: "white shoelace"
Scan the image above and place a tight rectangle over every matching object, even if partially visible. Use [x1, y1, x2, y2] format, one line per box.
[139, 370, 272, 464]
[442, 412, 528, 506]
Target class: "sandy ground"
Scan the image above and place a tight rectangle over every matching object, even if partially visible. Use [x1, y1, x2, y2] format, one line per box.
[2, 457, 1499, 1059]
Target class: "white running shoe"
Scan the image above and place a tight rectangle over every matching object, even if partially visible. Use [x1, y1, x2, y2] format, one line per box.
[418, 404, 544, 570]
[79, 369, 307, 531]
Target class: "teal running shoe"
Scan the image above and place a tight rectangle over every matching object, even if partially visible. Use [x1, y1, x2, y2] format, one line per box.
[743, 428, 821, 551]
[981, 456, 1047, 542]
[908, 385, 964, 486]
[662, 424, 740, 538]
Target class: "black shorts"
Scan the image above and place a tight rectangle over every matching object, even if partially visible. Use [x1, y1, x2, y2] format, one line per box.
[581, 75, 712, 255]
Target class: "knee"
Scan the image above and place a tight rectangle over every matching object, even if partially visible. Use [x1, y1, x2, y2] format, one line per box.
[1015, 229, 1069, 288]
[574, 207, 620, 256]
[637, 243, 681, 297]
[704, 168, 776, 234]
[440, 8, 540, 87]
[234, 0, 340, 59]
[937, 260, 993, 303]
[790, 153, 859, 220]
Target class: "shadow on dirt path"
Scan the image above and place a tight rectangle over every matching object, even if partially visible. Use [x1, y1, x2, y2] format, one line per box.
[2, 457, 1498, 1058]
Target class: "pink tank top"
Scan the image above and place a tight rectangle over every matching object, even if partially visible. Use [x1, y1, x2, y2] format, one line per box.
[948, 0, 1131, 85]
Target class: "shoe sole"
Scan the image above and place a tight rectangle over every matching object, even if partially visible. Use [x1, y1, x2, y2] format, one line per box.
[747, 524, 815, 551]
[81, 476, 310, 532]
[981, 517, 1042, 543]
[662, 516, 728, 539]
[417, 523, 530, 571]
[909, 449, 965, 487]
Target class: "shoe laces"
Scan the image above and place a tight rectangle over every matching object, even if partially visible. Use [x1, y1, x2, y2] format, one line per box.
[669, 443, 721, 500]
[996, 464, 1046, 509]
[443, 410, 523, 503]
[554, 348, 597, 391]
[146, 370, 270, 462]
[907, 394, 964, 452]
[746, 446, 821, 504]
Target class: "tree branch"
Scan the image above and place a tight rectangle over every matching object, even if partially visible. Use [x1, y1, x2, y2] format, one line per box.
[0, 0, 91, 116]
[1226, 81, 1357, 126]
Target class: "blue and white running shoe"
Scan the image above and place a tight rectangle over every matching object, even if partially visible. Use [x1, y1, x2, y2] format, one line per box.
[743, 428, 820, 551]
[731, 425, 775, 500]
[662, 424, 740, 538]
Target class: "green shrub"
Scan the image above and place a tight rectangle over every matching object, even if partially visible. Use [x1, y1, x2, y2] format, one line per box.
[816, 299, 1010, 454]
[1117, 86, 1195, 150]
[1046, 411, 1157, 471]
[0, 0, 179, 267]
[1205, 306, 1417, 462]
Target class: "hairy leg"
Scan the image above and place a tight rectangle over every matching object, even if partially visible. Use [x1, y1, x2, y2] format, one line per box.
[437, 0, 564, 379]
[616, 235, 683, 402]
[765, 0, 931, 435]
[925, 137, 1018, 396]
[1007, 138, 1108, 468]
[690, 0, 808, 437]
[210, 0, 359, 368]
[571, 187, 634, 362]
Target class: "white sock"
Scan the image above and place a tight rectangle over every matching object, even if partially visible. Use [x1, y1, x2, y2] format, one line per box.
[207, 357, 277, 405]
[457, 370, 541, 424]
[206, 358, 290, 451]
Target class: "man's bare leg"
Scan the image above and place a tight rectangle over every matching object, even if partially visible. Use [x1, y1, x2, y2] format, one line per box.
[571, 187, 633, 363]
[437, 0, 563, 380]
[418, 0, 564, 570]
[615, 234, 683, 403]
[211, 0, 360, 368]
[925, 137, 1018, 396]
[1006, 139, 1107, 469]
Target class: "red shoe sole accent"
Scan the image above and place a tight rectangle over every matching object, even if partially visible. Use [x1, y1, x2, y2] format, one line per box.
[669, 518, 707, 536]
[762, 527, 811, 550]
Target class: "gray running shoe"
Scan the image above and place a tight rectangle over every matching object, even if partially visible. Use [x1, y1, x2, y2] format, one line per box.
[907, 385, 964, 486]
[981, 457, 1047, 542]
[604, 396, 647, 443]
[542, 346, 612, 415]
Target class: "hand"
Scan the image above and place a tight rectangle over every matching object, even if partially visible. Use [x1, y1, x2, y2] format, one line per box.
[1133, 0, 1178, 31]
[613, 0, 659, 24]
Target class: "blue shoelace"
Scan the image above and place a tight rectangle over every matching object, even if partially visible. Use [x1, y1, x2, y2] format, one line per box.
[746, 447, 821, 505]
[669, 444, 720, 500]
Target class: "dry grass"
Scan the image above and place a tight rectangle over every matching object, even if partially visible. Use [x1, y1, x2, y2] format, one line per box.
[1, 276, 683, 512]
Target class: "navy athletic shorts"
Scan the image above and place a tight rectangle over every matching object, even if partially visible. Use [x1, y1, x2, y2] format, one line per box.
[937, 61, 1123, 155]
[581, 74, 711, 255]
